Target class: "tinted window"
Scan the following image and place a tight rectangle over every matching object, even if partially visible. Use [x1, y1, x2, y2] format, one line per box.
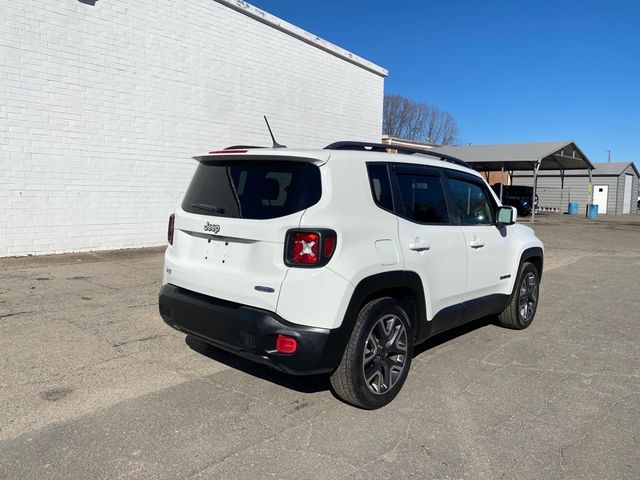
[182, 161, 321, 219]
[367, 163, 394, 211]
[448, 178, 494, 225]
[492, 184, 533, 197]
[397, 174, 449, 224]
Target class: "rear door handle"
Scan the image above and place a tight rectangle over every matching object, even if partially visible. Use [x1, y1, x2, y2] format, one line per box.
[408, 238, 431, 252]
[469, 237, 485, 249]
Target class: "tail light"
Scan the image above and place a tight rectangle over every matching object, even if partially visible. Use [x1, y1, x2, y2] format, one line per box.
[168, 214, 175, 245]
[284, 229, 337, 267]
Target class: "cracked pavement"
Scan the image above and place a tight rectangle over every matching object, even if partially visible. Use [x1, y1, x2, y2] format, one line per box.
[0, 217, 639, 479]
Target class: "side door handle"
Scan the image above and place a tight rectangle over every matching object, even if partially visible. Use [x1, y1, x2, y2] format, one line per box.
[469, 237, 485, 249]
[408, 238, 431, 252]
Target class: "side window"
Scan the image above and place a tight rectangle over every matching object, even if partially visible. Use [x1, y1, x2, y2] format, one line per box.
[396, 174, 449, 224]
[366, 163, 394, 211]
[447, 178, 495, 225]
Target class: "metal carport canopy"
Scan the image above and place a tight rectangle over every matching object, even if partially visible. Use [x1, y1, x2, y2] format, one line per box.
[429, 141, 594, 172]
[429, 141, 595, 222]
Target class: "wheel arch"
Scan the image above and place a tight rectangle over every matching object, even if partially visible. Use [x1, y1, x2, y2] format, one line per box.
[519, 247, 544, 281]
[339, 271, 426, 341]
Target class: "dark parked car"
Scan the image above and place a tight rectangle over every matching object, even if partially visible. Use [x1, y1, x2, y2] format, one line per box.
[492, 184, 538, 216]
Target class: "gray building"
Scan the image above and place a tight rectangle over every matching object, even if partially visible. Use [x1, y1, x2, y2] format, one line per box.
[512, 162, 639, 215]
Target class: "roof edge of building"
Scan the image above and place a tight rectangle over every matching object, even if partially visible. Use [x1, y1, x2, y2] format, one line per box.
[215, 0, 389, 77]
[434, 140, 574, 150]
[623, 162, 640, 177]
[512, 161, 640, 177]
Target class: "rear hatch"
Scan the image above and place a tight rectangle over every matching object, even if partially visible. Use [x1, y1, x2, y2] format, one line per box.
[165, 151, 327, 311]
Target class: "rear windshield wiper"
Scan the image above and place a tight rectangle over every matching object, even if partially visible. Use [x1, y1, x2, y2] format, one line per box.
[191, 203, 226, 214]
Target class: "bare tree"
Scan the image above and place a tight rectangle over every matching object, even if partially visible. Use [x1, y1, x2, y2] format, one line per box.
[383, 94, 459, 145]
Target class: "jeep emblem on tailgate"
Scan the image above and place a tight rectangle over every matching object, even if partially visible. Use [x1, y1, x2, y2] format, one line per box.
[204, 222, 220, 234]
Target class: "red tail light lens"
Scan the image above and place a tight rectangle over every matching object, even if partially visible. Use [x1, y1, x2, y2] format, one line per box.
[276, 335, 297, 354]
[285, 229, 336, 267]
[323, 236, 336, 257]
[290, 232, 320, 265]
[208, 149, 248, 154]
[168, 214, 175, 245]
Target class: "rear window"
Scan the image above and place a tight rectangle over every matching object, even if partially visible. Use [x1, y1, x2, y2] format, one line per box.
[366, 163, 394, 211]
[182, 160, 321, 219]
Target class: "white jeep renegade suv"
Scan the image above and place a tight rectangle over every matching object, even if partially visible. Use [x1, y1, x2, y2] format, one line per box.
[159, 141, 543, 409]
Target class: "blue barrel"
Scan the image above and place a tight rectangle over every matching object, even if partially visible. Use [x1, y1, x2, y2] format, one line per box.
[568, 202, 579, 215]
[587, 203, 598, 220]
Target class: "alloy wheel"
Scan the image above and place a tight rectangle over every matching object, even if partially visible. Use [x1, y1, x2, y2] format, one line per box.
[518, 272, 538, 322]
[362, 314, 408, 395]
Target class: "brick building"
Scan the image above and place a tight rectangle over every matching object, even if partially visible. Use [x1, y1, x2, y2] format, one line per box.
[0, 0, 387, 256]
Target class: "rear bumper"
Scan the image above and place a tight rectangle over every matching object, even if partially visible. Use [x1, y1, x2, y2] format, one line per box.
[158, 284, 345, 375]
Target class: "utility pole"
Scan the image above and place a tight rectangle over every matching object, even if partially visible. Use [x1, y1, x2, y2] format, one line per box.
[607, 149, 611, 163]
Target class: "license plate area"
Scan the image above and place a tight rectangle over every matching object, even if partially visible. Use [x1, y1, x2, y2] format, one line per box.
[204, 238, 229, 264]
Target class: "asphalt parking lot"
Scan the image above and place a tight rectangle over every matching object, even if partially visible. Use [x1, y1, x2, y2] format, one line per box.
[1, 216, 639, 479]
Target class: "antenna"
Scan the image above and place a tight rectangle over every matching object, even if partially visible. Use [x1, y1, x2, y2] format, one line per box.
[264, 116, 286, 149]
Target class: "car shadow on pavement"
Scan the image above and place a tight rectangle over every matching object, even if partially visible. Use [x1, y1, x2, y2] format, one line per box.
[185, 335, 330, 394]
[413, 316, 493, 358]
[185, 316, 494, 395]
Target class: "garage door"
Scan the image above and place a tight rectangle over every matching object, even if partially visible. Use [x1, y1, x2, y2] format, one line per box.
[622, 174, 632, 214]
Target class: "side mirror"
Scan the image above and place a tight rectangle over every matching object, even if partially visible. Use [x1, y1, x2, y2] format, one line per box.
[496, 206, 517, 227]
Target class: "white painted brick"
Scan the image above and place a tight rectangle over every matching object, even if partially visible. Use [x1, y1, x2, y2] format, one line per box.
[1, 0, 385, 257]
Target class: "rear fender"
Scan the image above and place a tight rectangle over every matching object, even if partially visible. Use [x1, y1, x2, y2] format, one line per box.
[326, 271, 427, 367]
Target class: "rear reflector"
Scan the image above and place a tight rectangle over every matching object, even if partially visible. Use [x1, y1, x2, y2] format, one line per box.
[276, 335, 297, 354]
[168, 214, 175, 245]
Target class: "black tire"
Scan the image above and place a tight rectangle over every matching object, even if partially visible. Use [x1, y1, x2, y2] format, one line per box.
[330, 297, 414, 409]
[497, 262, 540, 329]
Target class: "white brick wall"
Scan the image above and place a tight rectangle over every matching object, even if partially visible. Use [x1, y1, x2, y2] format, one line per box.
[0, 0, 385, 257]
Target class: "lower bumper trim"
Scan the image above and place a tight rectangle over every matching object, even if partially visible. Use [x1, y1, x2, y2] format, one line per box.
[158, 284, 345, 375]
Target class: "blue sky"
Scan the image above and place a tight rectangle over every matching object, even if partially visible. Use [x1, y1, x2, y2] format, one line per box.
[249, 0, 639, 165]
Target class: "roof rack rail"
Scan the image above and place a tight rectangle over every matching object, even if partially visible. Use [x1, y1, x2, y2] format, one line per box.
[324, 141, 470, 168]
